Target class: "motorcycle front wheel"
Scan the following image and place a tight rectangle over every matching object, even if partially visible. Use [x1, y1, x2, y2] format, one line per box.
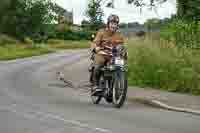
[112, 71, 127, 108]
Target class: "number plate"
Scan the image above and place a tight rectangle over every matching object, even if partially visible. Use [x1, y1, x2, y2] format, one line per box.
[115, 58, 124, 65]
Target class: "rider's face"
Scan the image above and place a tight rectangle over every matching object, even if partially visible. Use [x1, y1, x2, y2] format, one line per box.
[108, 22, 118, 33]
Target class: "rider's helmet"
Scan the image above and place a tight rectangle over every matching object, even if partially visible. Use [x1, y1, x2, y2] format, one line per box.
[107, 14, 119, 25]
[107, 14, 120, 33]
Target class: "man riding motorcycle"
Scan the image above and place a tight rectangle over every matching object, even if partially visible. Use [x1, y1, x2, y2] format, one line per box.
[90, 14, 126, 92]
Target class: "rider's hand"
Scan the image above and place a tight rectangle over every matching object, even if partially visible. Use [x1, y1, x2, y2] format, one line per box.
[102, 40, 111, 46]
[112, 40, 123, 45]
[95, 47, 102, 53]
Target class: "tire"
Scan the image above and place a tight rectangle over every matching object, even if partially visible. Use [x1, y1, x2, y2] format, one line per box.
[105, 97, 113, 103]
[112, 71, 127, 108]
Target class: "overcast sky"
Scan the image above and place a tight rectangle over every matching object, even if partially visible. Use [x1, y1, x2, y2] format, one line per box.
[52, 0, 177, 24]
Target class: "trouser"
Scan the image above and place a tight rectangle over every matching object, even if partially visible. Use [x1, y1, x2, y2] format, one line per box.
[93, 54, 109, 86]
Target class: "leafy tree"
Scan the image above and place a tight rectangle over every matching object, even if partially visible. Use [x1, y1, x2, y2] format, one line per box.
[176, 0, 200, 20]
[128, 22, 140, 27]
[0, 0, 11, 22]
[0, 0, 55, 41]
[86, 0, 104, 30]
[81, 19, 90, 29]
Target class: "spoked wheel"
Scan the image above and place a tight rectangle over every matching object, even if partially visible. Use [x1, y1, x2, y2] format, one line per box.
[90, 75, 104, 104]
[105, 80, 113, 103]
[112, 72, 127, 108]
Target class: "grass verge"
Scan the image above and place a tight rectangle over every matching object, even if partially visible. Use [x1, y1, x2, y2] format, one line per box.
[127, 37, 200, 95]
[0, 45, 53, 60]
[0, 40, 90, 61]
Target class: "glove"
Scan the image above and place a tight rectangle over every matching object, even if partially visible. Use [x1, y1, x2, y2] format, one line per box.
[95, 46, 102, 53]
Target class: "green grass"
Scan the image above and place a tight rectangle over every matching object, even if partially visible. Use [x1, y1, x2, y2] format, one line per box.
[0, 40, 90, 60]
[0, 45, 53, 60]
[127, 37, 200, 95]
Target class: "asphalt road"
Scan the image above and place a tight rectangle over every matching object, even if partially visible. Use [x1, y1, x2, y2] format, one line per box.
[0, 49, 200, 133]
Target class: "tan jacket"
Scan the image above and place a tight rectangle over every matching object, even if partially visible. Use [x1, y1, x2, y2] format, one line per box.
[91, 28, 125, 55]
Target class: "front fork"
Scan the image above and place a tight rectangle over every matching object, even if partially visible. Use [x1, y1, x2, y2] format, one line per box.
[105, 68, 122, 97]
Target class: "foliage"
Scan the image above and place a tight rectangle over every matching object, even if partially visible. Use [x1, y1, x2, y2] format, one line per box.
[86, 0, 104, 30]
[0, 0, 11, 20]
[161, 19, 200, 49]
[81, 19, 91, 30]
[177, 0, 200, 20]
[0, 34, 19, 45]
[0, 0, 55, 42]
[127, 37, 200, 95]
[54, 30, 95, 41]
[0, 44, 53, 60]
[0, 40, 89, 60]
[144, 18, 163, 32]
[0, 0, 92, 42]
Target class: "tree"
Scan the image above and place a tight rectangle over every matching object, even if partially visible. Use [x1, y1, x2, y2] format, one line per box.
[144, 18, 161, 32]
[128, 22, 140, 27]
[49, 2, 66, 16]
[81, 19, 90, 29]
[0, 0, 11, 22]
[86, 0, 104, 30]
[0, 0, 12, 33]
[176, 0, 200, 20]
[0, 0, 55, 41]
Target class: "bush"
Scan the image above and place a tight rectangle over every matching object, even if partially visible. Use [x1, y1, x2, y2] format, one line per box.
[47, 39, 64, 44]
[0, 34, 19, 45]
[54, 31, 95, 41]
[24, 37, 34, 44]
[135, 31, 146, 37]
[127, 38, 200, 95]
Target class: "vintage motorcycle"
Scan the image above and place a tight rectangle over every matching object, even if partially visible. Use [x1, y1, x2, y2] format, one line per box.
[88, 43, 128, 108]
